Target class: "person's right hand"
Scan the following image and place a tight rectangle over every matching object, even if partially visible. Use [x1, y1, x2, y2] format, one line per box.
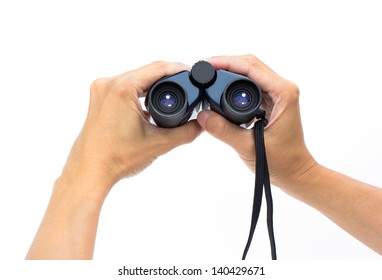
[197, 55, 317, 191]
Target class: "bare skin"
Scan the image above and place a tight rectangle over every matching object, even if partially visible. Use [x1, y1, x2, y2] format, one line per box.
[198, 55, 382, 255]
[26, 61, 203, 259]
[26, 55, 382, 259]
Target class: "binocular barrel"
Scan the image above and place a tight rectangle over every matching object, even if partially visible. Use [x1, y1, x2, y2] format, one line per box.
[145, 61, 262, 128]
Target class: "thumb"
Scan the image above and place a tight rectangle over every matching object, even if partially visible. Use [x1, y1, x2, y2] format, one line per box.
[197, 110, 254, 156]
[153, 120, 203, 155]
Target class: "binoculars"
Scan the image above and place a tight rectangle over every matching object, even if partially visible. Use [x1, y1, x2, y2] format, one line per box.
[145, 61, 262, 128]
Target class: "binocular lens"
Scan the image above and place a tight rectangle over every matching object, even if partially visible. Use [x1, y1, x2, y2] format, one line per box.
[146, 81, 190, 127]
[224, 80, 259, 111]
[220, 80, 261, 124]
[152, 82, 185, 114]
[159, 92, 178, 111]
[232, 90, 251, 108]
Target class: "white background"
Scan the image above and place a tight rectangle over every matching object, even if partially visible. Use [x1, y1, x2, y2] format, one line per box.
[1, 0, 381, 267]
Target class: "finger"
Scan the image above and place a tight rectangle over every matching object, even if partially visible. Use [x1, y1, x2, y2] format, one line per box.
[154, 120, 203, 154]
[205, 55, 282, 95]
[125, 61, 190, 97]
[197, 110, 254, 156]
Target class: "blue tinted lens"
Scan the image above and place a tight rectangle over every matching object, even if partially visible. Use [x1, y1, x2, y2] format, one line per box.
[233, 90, 251, 108]
[159, 93, 177, 110]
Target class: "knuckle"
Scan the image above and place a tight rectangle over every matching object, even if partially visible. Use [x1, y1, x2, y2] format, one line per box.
[90, 78, 105, 93]
[281, 79, 300, 103]
[243, 54, 260, 66]
[90, 77, 108, 98]
[111, 74, 138, 99]
[91, 76, 137, 100]
[241, 54, 264, 75]
[288, 81, 300, 99]
[150, 60, 168, 72]
[114, 82, 136, 99]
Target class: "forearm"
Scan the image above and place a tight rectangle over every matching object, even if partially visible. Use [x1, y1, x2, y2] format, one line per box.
[280, 163, 382, 254]
[26, 171, 112, 260]
[25, 61, 202, 260]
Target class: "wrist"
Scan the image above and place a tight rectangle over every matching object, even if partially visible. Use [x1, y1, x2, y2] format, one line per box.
[26, 171, 110, 259]
[55, 164, 116, 209]
[271, 153, 320, 196]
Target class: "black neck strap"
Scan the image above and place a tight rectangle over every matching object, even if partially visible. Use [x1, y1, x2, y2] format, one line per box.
[242, 111, 277, 260]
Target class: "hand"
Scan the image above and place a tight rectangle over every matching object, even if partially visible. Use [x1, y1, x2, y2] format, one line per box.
[197, 55, 317, 190]
[26, 61, 203, 259]
[64, 61, 203, 195]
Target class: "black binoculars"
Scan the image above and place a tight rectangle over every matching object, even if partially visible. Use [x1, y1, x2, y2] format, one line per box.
[145, 61, 262, 128]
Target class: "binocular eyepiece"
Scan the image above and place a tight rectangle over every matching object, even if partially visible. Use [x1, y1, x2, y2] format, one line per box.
[145, 61, 262, 128]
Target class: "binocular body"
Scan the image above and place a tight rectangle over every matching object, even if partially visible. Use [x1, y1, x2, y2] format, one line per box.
[145, 61, 262, 128]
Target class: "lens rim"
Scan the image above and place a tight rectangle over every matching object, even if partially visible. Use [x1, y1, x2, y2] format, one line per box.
[151, 82, 186, 114]
[225, 80, 259, 112]
[220, 79, 261, 124]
